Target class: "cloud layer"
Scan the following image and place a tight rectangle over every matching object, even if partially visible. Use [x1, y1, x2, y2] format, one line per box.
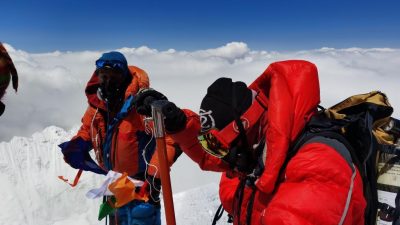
[1, 42, 400, 141]
[1, 42, 399, 196]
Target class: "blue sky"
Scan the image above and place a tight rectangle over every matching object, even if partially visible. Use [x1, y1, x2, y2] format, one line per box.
[1, 0, 399, 52]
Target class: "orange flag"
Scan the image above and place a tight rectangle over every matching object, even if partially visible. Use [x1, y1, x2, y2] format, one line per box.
[108, 173, 148, 208]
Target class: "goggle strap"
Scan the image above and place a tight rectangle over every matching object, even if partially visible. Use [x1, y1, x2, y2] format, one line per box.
[232, 84, 250, 150]
[209, 129, 230, 148]
[227, 146, 238, 169]
[217, 93, 267, 146]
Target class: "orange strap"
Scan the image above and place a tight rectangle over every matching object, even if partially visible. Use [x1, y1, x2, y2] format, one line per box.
[137, 182, 149, 199]
[58, 169, 83, 187]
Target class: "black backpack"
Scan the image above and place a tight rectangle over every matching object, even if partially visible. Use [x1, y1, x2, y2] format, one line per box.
[213, 91, 400, 225]
[285, 91, 400, 225]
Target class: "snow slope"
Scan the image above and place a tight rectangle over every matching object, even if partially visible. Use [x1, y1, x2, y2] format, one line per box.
[0, 126, 228, 225]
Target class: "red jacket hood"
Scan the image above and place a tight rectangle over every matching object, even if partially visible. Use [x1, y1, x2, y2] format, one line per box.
[85, 66, 149, 110]
[249, 60, 320, 193]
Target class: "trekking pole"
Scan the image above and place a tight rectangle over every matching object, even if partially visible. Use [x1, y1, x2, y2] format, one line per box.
[151, 100, 176, 225]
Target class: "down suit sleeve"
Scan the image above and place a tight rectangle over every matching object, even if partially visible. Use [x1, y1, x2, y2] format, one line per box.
[59, 106, 106, 175]
[169, 109, 230, 172]
[75, 106, 97, 142]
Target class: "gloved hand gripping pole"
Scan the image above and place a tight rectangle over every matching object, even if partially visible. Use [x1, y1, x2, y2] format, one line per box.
[151, 100, 176, 225]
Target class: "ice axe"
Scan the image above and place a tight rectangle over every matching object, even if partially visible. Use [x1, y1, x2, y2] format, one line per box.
[151, 100, 176, 225]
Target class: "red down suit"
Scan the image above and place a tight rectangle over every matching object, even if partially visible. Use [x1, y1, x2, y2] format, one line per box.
[170, 60, 366, 224]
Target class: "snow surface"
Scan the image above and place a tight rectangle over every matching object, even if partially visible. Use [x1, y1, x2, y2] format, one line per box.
[0, 126, 229, 225]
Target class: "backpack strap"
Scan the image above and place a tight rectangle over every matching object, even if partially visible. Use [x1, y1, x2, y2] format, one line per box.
[212, 204, 225, 225]
[284, 127, 385, 225]
[304, 135, 357, 224]
[380, 144, 400, 156]
[233, 178, 246, 225]
[212, 139, 265, 225]
[245, 186, 257, 225]
[211, 204, 234, 225]
[279, 130, 360, 223]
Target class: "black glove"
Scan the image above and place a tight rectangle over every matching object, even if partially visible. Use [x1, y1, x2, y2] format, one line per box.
[10, 65, 18, 92]
[162, 101, 187, 133]
[223, 145, 255, 174]
[134, 88, 186, 132]
[12, 74, 18, 92]
[0, 102, 5, 117]
[134, 88, 168, 116]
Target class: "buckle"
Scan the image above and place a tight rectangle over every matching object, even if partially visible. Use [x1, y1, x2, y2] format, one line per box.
[378, 203, 396, 222]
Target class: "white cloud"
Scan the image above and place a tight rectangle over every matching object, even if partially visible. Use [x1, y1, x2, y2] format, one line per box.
[192, 42, 250, 60]
[1, 42, 399, 141]
[1, 43, 400, 217]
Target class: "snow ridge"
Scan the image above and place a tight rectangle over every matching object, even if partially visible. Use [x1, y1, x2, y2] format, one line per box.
[0, 126, 227, 225]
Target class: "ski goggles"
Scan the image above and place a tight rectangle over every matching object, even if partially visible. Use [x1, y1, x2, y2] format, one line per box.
[198, 129, 230, 158]
[96, 59, 126, 72]
[198, 92, 268, 158]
